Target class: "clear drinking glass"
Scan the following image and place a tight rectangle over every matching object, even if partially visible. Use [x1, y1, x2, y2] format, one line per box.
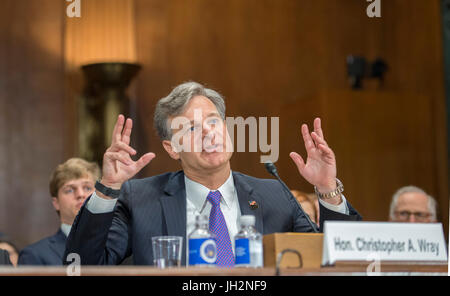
[151, 236, 183, 268]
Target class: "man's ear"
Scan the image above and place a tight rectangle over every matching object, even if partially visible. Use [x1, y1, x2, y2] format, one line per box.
[162, 140, 181, 160]
[51, 197, 60, 211]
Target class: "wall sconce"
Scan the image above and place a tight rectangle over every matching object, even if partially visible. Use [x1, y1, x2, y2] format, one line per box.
[78, 62, 141, 164]
[65, 0, 138, 164]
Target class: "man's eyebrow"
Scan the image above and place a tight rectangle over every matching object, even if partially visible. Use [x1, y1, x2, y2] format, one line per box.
[187, 112, 220, 125]
[206, 112, 220, 117]
[63, 181, 93, 187]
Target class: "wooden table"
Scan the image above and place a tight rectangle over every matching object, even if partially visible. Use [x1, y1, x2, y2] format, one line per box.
[0, 262, 447, 276]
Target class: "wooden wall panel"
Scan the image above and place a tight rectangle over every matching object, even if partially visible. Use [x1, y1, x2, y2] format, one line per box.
[281, 91, 436, 222]
[381, 0, 449, 229]
[134, 0, 386, 177]
[134, 0, 448, 237]
[0, 0, 66, 248]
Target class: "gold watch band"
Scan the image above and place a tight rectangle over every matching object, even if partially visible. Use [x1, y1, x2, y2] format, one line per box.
[314, 178, 344, 199]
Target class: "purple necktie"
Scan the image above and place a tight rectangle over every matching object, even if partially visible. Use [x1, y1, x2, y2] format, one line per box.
[207, 190, 235, 267]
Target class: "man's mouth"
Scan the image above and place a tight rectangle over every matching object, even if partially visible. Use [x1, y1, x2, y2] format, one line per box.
[203, 144, 220, 153]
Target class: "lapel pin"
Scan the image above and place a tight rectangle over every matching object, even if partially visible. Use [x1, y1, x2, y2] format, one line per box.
[249, 200, 259, 210]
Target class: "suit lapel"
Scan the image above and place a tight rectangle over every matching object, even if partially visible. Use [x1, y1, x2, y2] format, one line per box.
[158, 171, 264, 265]
[160, 171, 187, 265]
[233, 172, 263, 234]
[48, 229, 66, 261]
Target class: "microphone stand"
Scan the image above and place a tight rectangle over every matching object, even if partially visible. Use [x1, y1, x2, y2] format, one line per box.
[264, 162, 319, 233]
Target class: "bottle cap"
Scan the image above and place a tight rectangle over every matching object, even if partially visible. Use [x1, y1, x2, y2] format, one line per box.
[195, 214, 209, 224]
[240, 215, 255, 226]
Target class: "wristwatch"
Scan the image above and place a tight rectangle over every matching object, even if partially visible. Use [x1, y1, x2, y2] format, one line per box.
[314, 178, 344, 199]
[95, 180, 121, 199]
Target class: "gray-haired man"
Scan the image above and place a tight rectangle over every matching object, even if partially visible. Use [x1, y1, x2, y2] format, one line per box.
[389, 186, 438, 223]
[64, 81, 361, 266]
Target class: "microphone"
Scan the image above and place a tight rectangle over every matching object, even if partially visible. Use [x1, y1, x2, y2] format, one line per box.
[264, 162, 319, 233]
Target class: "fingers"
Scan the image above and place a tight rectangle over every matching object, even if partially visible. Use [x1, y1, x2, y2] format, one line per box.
[112, 115, 125, 145]
[109, 141, 137, 156]
[135, 152, 156, 171]
[317, 143, 334, 158]
[111, 114, 133, 146]
[304, 118, 328, 150]
[313, 117, 324, 139]
[301, 124, 315, 151]
[289, 152, 306, 173]
[104, 151, 133, 166]
[105, 151, 156, 170]
[311, 131, 333, 155]
[121, 118, 133, 145]
[311, 131, 328, 147]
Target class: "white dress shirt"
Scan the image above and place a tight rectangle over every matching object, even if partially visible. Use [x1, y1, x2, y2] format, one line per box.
[185, 171, 240, 252]
[60, 223, 72, 237]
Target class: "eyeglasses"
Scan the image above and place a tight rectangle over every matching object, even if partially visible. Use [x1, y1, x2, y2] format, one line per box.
[394, 211, 432, 222]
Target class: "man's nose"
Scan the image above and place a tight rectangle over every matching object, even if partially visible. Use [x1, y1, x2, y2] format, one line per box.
[75, 187, 88, 199]
[202, 122, 216, 138]
[408, 215, 417, 223]
[202, 121, 212, 133]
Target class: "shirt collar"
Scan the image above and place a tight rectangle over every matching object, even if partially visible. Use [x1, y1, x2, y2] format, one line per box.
[60, 223, 72, 237]
[185, 171, 236, 212]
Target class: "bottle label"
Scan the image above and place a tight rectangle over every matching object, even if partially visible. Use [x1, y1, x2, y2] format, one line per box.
[235, 238, 250, 265]
[188, 238, 217, 265]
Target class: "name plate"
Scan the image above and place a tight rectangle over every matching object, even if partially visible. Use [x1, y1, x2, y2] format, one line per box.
[322, 221, 448, 265]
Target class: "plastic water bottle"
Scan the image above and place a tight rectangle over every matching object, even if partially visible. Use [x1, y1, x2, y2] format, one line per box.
[234, 215, 263, 267]
[188, 215, 217, 267]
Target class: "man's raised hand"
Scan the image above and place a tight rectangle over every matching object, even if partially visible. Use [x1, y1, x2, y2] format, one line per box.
[289, 118, 339, 203]
[100, 115, 155, 193]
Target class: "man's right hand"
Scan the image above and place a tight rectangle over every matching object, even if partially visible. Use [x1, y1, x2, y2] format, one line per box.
[98, 114, 155, 199]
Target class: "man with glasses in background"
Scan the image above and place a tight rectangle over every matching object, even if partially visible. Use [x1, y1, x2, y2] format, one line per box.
[389, 186, 438, 223]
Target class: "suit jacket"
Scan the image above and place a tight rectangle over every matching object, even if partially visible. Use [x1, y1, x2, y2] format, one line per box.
[64, 171, 362, 265]
[0, 249, 12, 265]
[18, 229, 66, 265]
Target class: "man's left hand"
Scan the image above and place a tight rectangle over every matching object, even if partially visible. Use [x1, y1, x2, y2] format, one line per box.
[289, 117, 341, 205]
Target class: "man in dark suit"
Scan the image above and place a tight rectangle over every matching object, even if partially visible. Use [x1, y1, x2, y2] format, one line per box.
[18, 158, 100, 265]
[0, 249, 12, 266]
[18, 230, 67, 266]
[64, 82, 361, 266]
